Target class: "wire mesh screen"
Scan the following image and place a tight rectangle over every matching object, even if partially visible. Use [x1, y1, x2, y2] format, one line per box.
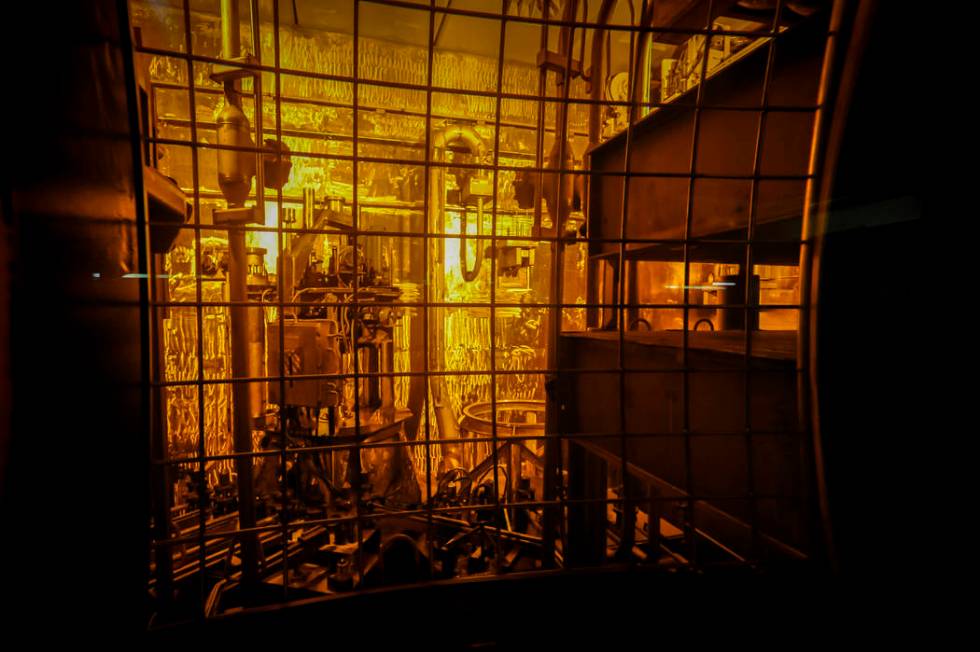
[130, 0, 841, 625]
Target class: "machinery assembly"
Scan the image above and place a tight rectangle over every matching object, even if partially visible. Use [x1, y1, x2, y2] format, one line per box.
[0, 0, 914, 631]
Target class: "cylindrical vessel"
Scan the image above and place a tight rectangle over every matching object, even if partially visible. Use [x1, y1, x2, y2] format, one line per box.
[216, 102, 255, 206]
[219, 0, 240, 60]
[459, 400, 546, 497]
[379, 337, 395, 420]
[245, 247, 268, 419]
[227, 228, 258, 585]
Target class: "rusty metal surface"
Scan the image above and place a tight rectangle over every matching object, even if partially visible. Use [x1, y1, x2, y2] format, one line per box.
[587, 11, 828, 255]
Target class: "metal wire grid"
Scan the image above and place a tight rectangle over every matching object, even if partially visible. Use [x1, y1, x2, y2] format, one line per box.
[130, 0, 839, 619]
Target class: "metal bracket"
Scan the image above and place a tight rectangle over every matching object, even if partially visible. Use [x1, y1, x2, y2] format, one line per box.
[210, 55, 260, 83]
[212, 205, 263, 225]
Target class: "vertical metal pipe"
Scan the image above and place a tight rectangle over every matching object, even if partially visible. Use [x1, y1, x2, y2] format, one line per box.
[545, 0, 579, 566]
[422, 0, 436, 575]
[221, 0, 241, 62]
[218, 0, 259, 590]
[588, 0, 617, 145]
[531, 1, 550, 233]
[249, 0, 266, 213]
[379, 338, 395, 420]
[228, 230, 259, 589]
[246, 290, 266, 420]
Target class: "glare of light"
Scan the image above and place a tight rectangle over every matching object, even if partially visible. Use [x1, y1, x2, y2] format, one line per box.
[245, 201, 286, 273]
[664, 284, 728, 290]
